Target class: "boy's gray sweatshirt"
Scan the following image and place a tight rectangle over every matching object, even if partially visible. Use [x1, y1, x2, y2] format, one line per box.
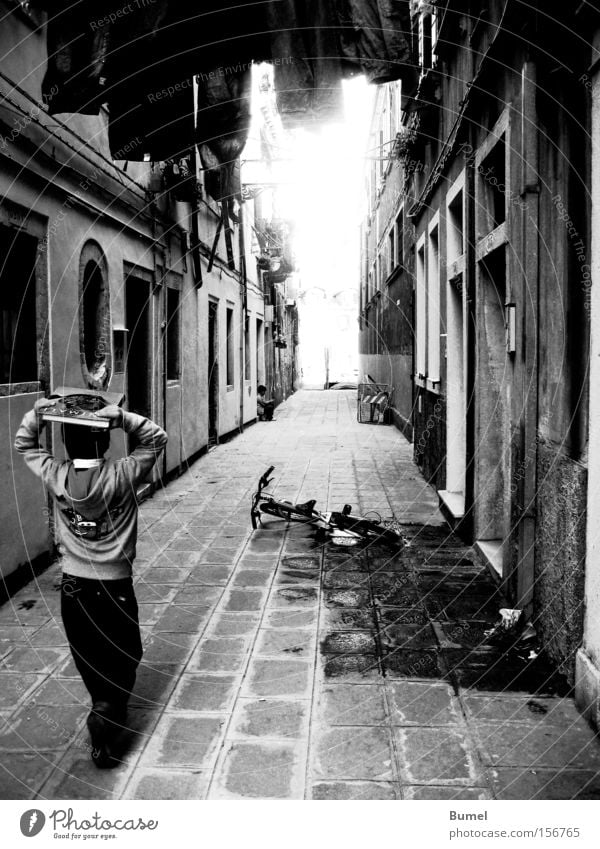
[15, 410, 167, 580]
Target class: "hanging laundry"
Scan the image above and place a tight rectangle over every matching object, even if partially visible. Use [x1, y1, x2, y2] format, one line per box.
[39, 1, 416, 163]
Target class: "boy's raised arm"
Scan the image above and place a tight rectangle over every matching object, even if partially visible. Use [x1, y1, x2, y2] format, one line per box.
[14, 400, 64, 490]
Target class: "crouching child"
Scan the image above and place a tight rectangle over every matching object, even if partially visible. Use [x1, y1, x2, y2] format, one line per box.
[14, 399, 167, 768]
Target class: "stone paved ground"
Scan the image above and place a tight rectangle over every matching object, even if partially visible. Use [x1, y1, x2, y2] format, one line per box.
[1, 390, 600, 800]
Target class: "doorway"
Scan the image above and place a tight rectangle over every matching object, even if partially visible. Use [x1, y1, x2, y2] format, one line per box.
[125, 275, 152, 419]
[208, 300, 219, 444]
[474, 247, 512, 573]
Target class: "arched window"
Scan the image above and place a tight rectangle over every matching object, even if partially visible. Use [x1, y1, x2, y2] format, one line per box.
[79, 241, 111, 389]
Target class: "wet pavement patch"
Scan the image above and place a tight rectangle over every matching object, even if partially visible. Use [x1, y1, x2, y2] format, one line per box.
[324, 589, 371, 608]
[381, 623, 438, 651]
[271, 587, 318, 606]
[321, 632, 377, 655]
[383, 649, 443, 679]
[323, 655, 381, 680]
[321, 608, 376, 631]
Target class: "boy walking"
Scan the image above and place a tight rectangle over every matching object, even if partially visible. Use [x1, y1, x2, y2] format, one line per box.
[15, 399, 167, 767]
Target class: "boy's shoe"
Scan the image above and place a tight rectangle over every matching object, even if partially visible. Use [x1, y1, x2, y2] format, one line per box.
[87, 702, 120, 769]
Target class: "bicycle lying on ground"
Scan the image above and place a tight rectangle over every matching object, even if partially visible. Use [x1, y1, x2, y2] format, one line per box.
[250, 466, 405, 547]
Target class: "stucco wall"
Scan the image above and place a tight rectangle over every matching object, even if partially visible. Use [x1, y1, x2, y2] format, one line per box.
[535, 441, 587, 682]
[0, 391, 48, 579]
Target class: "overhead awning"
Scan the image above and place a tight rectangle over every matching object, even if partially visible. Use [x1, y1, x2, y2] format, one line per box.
[40, 1, 416, 197]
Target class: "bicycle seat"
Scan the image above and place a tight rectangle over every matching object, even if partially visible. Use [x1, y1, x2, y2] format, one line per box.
[295, 499, 317, 516]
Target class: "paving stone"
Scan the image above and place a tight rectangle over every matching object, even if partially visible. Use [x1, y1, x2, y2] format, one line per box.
[320, 608, 376, 631]
[383, 649, 443, 679]
[209, 613, 261, 636]
[464, 694, 585, 726]
[313, 727, 394, 780]
[230, 699, 308, 739]
[137, 602, 170, 625]
[263, 608, 319, 629]
[377, 606, 429, 627]
[490, 767, 600, 800]
[311, 780, 398, 799]
[188, 637, 248, 672]
[321, 631, 377, 655]
[404, 785, 491, 800]
[255, 629, 315, 658]
[0, 647, 66, 674]
[320, 683, 386, 726]
[244, 659, 311, 697]
[28, 623, 69, 648]
[322, 552, 369, 572]
[211, 741, 303, 799]
[133, 584, 179, 603]
[0, 673, 46, 709]
[324, 589, 371, 608]
[170, 674, 238, 712]
[223, 589, 267, 612]
[0, 704, 88, 751]
[268, 586, 319, 608]
[172, 586, 224, 606]
[275, 567, 321, 586]
[322, 572, 371, 590]
[142, 632, 198, 665]
[27, 677, 88, 706]
[381, 623, 438, 651]
[185, 565, 235, 585]
[42, 754, 131, 799]
[154, 606, 212, 633]
[231, 569, 273, 588]
[386, 681, 458, 726]
[142, 567, 192, 584]
[129, 769, 210, 800]
[130, 663, 180, 709]
[475, 722, 600, 769]
[322, 654, 381, 681]
[395, 728, 477, 784]
[142, 715, 225, 768]
[0, 750, 59, 799]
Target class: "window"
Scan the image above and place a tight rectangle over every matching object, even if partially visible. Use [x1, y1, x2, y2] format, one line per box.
[79, 241, 110, 390]
[420, 11, 433, 70]
[0, 225, 37, 384]
[416, 239, 427, 379]
[244, 314, 251, 380]
[166, 287, 180, 380]
[427, 223, 441, 385]
[256, 317, 264, 384]
[226, 305, 234, 386]
[395, 209, 404, 267]
[478, 134, 506, 236]
[447, 189, 464, 264]
[388, 229, 396, 275]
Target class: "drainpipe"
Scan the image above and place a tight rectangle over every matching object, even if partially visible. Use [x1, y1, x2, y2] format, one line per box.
[516, 58, 540, 613]
[238, 186, 248, 434]
[463, 134, 476, 540]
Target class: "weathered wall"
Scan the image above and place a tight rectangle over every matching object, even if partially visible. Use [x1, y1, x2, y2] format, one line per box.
[535, 443, 587, 682]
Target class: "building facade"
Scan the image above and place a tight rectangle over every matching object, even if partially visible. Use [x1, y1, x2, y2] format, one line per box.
[359, 1, 597, 704]
[0, 2, 297, 585]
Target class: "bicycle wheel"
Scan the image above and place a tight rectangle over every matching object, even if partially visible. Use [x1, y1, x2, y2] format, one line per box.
[260, 501, 315, 523]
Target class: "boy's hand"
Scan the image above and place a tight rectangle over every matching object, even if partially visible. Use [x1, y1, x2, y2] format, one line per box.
[33, 398, 56, 427]
[95, 405, 124, 429]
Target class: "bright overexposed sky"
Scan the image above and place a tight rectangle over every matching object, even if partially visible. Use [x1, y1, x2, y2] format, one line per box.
[244, 69, 375, 383]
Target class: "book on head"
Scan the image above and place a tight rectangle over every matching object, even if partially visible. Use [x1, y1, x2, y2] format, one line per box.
[42, 387, 125, 429]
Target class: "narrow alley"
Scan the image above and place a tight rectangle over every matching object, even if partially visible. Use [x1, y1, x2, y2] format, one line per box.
[1, 391, 599, 801]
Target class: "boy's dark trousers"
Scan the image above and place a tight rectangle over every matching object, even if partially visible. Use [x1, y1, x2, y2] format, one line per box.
[60, 575, 143, 717]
